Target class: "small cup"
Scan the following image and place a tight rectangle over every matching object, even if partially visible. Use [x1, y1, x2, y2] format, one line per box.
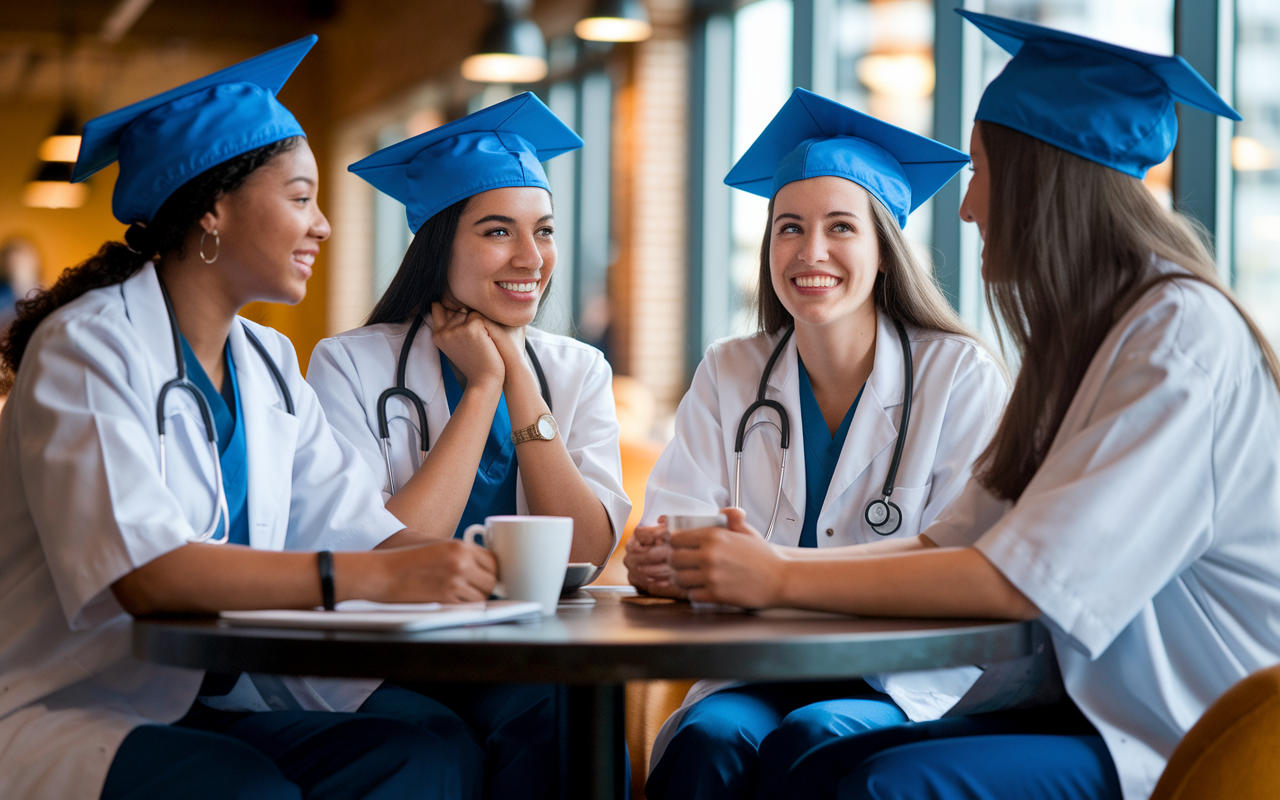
[466, 516, 573, 616]
[667, 514, 728, 533]
[667, 514, 741, 613]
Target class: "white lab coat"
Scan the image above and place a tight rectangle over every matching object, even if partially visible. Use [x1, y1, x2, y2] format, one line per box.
[645, 309, 1011, 767]
[306, 319, 631, 578]
[0, 263, 403, 800]
[928, 262, 1280, 800]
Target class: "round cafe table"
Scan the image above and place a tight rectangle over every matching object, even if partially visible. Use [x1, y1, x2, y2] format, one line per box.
[134, 587, 1034, 800]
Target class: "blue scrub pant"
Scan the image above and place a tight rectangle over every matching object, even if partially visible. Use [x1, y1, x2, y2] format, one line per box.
[779, 697, 1123, 800]
[399, 681, 560, 800]
[100, 684, 484, 800]
[645, 680, 902, 800]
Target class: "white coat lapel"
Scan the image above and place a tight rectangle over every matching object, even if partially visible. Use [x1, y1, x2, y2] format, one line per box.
[824, 311, 903, 511]
[404, 320, 446, 451]
[764, 332, 807, 535]
[120, 263, 181, 390]
[229, 322, 299, 551]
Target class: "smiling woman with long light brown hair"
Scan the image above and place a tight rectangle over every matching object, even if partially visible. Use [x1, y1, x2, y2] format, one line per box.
[624, 88, 1010, 800]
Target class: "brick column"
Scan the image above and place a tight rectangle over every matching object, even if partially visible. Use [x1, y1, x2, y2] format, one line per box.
[612, 0, 690, 413]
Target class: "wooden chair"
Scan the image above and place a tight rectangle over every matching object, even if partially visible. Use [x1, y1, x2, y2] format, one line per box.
[1150, 663, 1280, 800]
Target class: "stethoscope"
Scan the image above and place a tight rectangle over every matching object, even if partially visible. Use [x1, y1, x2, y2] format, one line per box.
[733, 317, 914, 540]
[375, 312, 553, 495]
[155, 278, 294, 544]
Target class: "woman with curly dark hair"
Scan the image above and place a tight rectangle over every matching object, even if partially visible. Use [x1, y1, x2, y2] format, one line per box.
[0, 37, 492, 800]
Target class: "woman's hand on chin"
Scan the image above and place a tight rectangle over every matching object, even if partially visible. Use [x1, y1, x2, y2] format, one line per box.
[476, 315, 531, 386]
[669, 507, 788, 608]
[624, 518, 687, 599]
[430, 302, 505, 393]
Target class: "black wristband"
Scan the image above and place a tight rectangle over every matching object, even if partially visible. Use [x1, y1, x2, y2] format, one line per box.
[318, 550, 335, 611]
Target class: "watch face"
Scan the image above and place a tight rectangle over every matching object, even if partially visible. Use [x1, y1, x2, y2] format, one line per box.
[536, 416, 556, 439]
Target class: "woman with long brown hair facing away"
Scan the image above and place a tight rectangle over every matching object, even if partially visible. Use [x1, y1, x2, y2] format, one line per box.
[663, 12, 1280, 800]
[627, 89, 1011, 800]
[0, 38, 495, 799]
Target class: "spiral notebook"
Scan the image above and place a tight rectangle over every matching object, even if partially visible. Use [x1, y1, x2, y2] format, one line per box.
[220, 599, 542, 631]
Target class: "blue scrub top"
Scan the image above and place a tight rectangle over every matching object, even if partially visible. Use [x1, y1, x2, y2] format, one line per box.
[797, 358, 862, 548]
[439, 350, 519, 538]
[180, 335, 250, 545]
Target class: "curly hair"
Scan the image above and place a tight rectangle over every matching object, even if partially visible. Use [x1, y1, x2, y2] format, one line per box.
[0, 137, 301, 393]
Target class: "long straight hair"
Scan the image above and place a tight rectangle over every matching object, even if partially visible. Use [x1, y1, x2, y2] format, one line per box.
[366, 197, 470, 326]
[975, 121, 1280, 502]
[756, 185, 989, 351]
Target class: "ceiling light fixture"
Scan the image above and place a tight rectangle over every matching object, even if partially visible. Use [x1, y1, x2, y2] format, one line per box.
[25, 110, 87, 209]
[575, 0, 652, 42]
[462, 0, 549, 84]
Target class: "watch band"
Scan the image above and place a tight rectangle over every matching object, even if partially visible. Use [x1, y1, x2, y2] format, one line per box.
[318, 550, 335, 611]
[512, 414, 556, 445]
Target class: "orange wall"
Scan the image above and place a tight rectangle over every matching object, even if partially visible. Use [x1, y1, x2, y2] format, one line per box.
[0, 103, 125, 286]
[0, 64, 333, 371]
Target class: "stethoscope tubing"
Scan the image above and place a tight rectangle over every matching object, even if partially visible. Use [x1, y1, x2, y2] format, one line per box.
[375, 312, 552, 496]
[733, 318, 914, 540]
[155, 277, 294, 544]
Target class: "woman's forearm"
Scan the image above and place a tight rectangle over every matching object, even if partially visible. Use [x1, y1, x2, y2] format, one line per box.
[112, 537, 498, 616]
[386, 378, 503, 538]
[111, 543, 387, 615]
[504, 365, 614, 565]
[778, 546, 1039, 619]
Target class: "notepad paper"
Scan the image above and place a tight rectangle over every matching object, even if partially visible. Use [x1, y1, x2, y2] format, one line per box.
[220, 599, 542, 631]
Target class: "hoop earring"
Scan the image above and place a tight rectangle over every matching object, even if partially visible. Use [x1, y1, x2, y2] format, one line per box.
[199, 230, 220, 264]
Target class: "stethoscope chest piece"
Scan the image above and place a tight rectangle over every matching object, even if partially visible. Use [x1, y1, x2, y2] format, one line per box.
[864, 497, 902, 535]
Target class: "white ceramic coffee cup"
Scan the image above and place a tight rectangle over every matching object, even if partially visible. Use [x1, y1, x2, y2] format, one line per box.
[465, 516, 573, 616]
[667, 513, 741, 613]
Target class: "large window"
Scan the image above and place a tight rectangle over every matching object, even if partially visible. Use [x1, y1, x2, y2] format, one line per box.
[688, 0, 1241, 373]
[726, 0, 793, 341]
[1233, 0, 1280, 345]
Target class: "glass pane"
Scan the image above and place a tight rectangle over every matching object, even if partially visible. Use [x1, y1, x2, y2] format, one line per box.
[977, 0, 1175, 203]
[834, 0, 936, 270]
[728, 0, 794, 340]
[1233, 0, 1280, 345]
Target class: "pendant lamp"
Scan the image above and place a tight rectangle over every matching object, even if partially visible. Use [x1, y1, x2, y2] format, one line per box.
[462, 0, 549, 84]
[575, 0, 652, 42]
[24, 110, 87, 209]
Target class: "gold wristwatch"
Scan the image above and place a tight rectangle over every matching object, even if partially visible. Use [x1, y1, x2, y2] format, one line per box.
[512, 413, 558, 445]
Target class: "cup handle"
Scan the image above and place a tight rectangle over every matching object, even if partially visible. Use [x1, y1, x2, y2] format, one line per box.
[464, 523, 489, 548]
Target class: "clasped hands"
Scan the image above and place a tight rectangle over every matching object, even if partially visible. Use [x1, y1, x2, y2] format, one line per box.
[430, 299, 527, 393]
[624, 508, 789, 608]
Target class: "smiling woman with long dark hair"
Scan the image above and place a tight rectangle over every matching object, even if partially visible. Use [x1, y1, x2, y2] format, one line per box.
[305, 92, 631, 799]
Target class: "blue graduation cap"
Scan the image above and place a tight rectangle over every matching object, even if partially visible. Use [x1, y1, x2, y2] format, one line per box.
[349, 92, 584, 233]
[960, 10, 1240, 178]
[724, 88, 969, 229]
[72, 36, 316, 225]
